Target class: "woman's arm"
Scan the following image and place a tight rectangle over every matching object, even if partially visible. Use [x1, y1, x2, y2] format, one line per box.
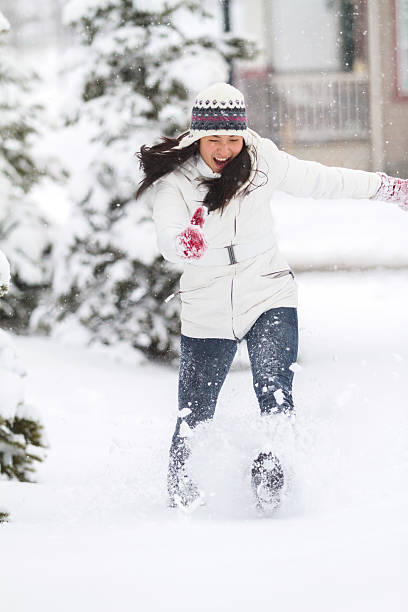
[275, 149, 381, 200]
[275, 148, 408, 208]
[152, 180, 207, 263]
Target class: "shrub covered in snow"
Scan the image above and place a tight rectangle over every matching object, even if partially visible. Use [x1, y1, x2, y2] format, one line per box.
[0, 249, 10, 297]
[33, 0, 255, 361]
[0, 16, 55, 330]
[0, 247, 46, 495]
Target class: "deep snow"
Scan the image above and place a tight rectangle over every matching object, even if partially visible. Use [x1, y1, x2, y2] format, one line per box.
[1, 270, 408, 611]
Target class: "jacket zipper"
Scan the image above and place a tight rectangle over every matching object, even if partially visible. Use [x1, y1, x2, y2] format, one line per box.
[230, 212, 239, 340]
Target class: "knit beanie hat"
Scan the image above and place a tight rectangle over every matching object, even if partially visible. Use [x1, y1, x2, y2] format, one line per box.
[174, 82, 256, 149]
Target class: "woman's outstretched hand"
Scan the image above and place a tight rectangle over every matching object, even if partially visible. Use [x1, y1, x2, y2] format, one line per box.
[175, 206, 208, 260]
[372, 173, 408, 211]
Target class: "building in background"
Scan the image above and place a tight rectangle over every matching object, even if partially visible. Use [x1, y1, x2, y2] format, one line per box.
[4, 0, 408, 175]
[234, 0, 408, 175]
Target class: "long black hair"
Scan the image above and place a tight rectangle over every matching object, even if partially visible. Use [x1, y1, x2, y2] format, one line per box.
[135, 134, 259, 213]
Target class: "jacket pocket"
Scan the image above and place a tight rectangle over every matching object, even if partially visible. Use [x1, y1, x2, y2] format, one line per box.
[165, 283, 211, 303]
[179, 269, 225, 295]
[179, 284, 211, 296]
[260, 269, 294, 279]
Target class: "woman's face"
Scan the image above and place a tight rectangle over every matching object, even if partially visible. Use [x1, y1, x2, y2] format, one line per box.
[199, 135, 244, 173]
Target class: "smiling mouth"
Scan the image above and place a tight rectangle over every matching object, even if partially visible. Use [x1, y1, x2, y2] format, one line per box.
[213, 157, 230, 169]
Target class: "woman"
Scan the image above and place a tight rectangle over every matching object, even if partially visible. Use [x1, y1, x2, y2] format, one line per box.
[136, 82, 408, 511]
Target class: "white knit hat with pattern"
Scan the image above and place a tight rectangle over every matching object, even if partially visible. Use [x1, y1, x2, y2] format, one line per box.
[174, 82, 256, 149]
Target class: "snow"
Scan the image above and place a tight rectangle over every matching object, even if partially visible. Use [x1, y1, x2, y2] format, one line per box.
[289, 361, 302, 372]
[0, 10, 10, 33]
[1, 269, 407, 611]
[273, 388, 285, 405]
[178, 407, 192, 418]
[272, 191, 408, 269]
[63, 0, 116, 24]
[179, 420, 193, 438]
[0, 368, 24, 420]
[0, 328, 35, 423]
[0, 249, 10, 292]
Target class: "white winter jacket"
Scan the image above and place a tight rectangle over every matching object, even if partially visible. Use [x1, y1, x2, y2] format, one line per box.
[152, 131, 381, 340]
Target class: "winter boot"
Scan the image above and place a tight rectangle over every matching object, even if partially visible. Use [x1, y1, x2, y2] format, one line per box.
[251, 451, 284, 513]
[168, 468, 204, 511]
[168, 434, 205, 511]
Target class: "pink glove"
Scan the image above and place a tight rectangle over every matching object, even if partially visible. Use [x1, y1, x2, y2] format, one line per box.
[372, 172, 408, 211]
[175, 206, 208, 260]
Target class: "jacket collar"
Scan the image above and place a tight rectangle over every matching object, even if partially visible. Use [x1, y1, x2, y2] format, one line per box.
[196, 155, 221, 179]
[177, 133, 260, 195]
[177, 154, 220, 181]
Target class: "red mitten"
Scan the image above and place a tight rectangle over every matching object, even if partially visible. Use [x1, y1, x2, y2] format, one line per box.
[372, 173, 408, 211]
[175, 206, 208, 260]
[190, 206, 207, 228]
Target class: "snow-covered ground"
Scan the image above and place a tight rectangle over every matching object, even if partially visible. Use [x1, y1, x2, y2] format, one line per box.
[272, 192, 408, 269]
[1, 269, 407, 611]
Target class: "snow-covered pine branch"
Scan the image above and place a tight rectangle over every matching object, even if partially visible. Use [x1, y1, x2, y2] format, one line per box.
[0, 15, 59, 329]
[0, 326, 47, 484]
[0, 249, 10, 297]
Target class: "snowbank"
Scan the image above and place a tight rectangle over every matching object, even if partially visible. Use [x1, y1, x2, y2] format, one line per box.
[2, 270, 407, 610]
[272, 192, 408, 269]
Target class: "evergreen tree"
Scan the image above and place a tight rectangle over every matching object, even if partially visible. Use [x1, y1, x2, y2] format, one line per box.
[34, 0, 255, 361]
[0, 247, 46, 481]
[0, 250, 46, 471]
[0, 11, 47, 524]
[0, 245, 46, 523]
[0, 10, 54, 330]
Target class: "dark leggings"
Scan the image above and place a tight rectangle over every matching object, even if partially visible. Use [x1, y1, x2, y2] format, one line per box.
[169, 307, 298, 488]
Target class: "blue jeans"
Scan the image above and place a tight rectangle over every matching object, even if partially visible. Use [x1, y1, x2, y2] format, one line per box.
[168, 307, 298, 493]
